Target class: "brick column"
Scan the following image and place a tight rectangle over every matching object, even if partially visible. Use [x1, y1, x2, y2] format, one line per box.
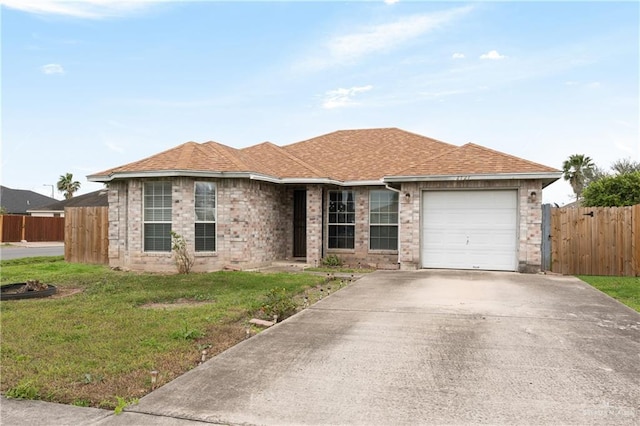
[306, 185, 323, 267]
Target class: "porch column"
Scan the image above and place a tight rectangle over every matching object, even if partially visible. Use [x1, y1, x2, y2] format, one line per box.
[306, 185, 323, 267]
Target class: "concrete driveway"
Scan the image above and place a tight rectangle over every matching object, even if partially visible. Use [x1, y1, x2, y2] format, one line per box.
[4, 270, 637, 425]
[90, 270, 638, 425]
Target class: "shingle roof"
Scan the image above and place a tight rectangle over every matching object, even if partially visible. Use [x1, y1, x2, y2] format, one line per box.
[396, 143, 559, 176]
[88, 128, 560, 183]
[91, 141, 254, 176]
[28, 189, 108, 212]
[283, 128, 456, 181]
[0, 186, 57, 214]
[241, 142, 328, 178]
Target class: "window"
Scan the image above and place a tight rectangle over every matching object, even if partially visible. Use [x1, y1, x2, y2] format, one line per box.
[144, 181, 172, 251]
[328, 190, 355, 249]
[369, 190, 398, 250]
[195, 182, 216, 252]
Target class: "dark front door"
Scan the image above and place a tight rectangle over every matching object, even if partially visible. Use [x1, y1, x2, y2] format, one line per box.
[293, 190, 307, 258]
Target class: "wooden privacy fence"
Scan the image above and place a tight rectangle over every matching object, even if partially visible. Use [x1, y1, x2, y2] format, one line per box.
[0, 215, 65, 242]
[549, 204, 639, 276]
[64, 207, 109, 264]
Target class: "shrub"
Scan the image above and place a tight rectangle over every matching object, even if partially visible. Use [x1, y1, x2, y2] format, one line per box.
[322, 254, 343, 267]
[261, 287, 297, 321]
[171, 231, 194, 274]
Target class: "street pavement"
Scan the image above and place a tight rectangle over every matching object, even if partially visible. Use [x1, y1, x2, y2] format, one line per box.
[1, 270, 639, 425]
[0, 242, 64, 260]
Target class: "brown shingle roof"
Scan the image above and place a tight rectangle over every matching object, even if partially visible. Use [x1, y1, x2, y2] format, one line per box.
[88, 128, 560, 182]
[395, 143, 559, 176]
[283, 128, 456, 181]
[91, 141, 253, 176]
[241, 142, 328, 178]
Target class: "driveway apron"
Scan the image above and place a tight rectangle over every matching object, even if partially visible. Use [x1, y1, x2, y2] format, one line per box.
[100, 270, 640, 425]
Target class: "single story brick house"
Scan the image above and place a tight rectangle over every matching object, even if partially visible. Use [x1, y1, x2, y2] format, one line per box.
[88, 128, 561, 273]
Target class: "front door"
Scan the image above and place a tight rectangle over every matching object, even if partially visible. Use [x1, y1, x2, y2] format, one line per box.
[293, 190, 307, 258]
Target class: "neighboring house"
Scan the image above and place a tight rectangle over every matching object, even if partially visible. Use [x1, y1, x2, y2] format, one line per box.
[28, 189, 109, 217]
[0, 185, 57, 215]
[88, 128, 561, 273]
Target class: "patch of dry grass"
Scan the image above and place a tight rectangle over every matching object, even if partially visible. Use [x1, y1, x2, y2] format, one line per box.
[0, 258, 329, 408]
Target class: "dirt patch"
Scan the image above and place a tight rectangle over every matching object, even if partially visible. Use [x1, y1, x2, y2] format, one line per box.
[140, 298, 215, 310]
[50, 288, 84, 299]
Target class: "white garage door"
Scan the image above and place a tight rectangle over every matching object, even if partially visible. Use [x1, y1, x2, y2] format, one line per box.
[421, 190, 517, 271]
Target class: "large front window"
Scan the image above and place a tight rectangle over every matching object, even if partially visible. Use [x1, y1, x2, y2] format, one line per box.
[144, 181, 172, 251]
[369, 190, 398, 250]
[328, 190, 355, 249]
[195, 182, 216, 252]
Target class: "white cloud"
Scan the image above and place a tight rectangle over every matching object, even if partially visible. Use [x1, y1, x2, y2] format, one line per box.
[480, 50, 506, 60]
[1, 0, 162, 19]
[586, 81, 601, 89]
[41, 63, 65, 74]
[321, 85, 373, 109]
[297, 6, 473, 71]
[384, 0, 400, 4]
[452, 52, 465, 59]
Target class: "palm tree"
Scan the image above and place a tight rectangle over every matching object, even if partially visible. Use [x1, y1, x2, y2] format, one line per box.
[57, 173, 81, 199]
[562, 154, 595, 202]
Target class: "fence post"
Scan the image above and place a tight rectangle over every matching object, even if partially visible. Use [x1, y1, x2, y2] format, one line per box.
[0, 215, 3, 243]
[20, 216, 26, 241]
[541, 204, 551, 271]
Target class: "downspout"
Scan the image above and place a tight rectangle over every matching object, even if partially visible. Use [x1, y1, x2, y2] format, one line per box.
[384, 184, 402, 270]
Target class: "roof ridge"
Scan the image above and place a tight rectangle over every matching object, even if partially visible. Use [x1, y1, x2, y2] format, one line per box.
[260, 142, 329, 177]
[202, 141, 251, 170]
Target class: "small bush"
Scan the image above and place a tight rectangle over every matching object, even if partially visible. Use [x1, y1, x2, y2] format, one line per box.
[322, 255, 343, 267]
[171, 231, 194, 274]
[261, 287, 297, 321]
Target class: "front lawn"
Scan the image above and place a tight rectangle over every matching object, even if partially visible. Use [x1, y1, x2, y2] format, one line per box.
[579, 275, 640, 312]
[0, 257, 330, 408]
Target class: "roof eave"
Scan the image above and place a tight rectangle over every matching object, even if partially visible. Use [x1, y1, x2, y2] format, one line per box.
[383, 172, 562, 187]
[88, 171, 388, 187]
[88, 170, 272, 182]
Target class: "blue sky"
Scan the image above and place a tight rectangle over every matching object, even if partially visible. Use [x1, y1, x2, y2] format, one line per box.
[1, 0, 638, 205]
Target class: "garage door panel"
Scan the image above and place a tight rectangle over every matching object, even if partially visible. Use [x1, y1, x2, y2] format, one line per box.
[422, 190, 517, 271]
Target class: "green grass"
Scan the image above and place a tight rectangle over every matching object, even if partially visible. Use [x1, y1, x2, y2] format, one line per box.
[579, 275, 640, 312]
[305, 267, 375, 274]
[0, 257, 328, 408]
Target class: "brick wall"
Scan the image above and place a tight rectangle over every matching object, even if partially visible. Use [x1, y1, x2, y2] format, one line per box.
[106, 178, 544, 273]
[107, 178, 291, 273]
[398, 179, 544, 272]
[324, 186, 400, 269]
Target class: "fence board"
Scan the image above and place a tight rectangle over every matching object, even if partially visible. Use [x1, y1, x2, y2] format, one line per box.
[24, 216, 65, 242]
[64, 207, 108, 265]
[1, 215, 24, 242]
[0, 215, 64, 242]
[550, 205, 639, 276]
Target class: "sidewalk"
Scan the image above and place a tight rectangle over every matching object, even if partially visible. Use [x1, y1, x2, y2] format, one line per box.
[4, 241, 64, 248]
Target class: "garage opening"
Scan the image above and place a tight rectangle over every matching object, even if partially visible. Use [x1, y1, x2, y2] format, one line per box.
[421, 190, 517, 271]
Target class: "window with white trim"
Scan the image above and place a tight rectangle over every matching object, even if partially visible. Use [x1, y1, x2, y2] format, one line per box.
[369, 190, 398, 250]
[143, 181, 172, 252]
[328, 190, 355, 249]
[194, 182, 216, 252]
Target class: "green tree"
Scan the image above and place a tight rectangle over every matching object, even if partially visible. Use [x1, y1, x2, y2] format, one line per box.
[582, 171, 640, 207]
[57, 173, 81, 199]
[562, 154, 595, 201]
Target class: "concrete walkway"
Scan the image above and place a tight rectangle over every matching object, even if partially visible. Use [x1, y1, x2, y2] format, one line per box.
[2, 270, 639, 425]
